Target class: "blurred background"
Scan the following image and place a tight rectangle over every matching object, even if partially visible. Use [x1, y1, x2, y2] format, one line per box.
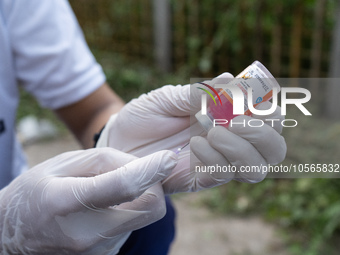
[18, 0, 340, 254]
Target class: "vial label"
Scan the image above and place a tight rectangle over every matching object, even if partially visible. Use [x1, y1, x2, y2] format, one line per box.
[196, 61, 280, 131]
[220, 64, 274, 115]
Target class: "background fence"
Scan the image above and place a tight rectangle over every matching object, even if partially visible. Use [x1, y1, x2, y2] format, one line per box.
[69, 0, 337, 78]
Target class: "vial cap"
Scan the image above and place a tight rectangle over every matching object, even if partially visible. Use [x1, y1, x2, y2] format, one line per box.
[195, 111, 213, 132]
[252, 60, 280, 92]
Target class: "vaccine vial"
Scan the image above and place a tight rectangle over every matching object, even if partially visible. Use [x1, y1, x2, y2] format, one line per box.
[195, 61, 280, 131]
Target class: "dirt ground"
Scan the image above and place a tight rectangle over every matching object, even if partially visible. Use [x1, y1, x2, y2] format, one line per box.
[24, 135, 290, 255]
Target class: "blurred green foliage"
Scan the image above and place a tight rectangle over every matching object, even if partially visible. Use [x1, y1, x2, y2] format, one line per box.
[170, 0, 336, 77]
[71, 0, 337, 77]
[92, 51, 188, 102]
[203, 178, 340, 255]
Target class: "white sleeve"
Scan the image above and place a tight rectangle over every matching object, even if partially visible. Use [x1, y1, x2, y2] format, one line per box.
[6, 0, 106, 109]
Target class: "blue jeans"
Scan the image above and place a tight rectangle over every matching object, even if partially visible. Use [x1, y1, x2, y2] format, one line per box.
[117, 197, 176, 255]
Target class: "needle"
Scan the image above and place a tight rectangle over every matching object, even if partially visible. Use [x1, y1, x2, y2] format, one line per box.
[175, 142, 190, 154]
[175, 130, 206, 154]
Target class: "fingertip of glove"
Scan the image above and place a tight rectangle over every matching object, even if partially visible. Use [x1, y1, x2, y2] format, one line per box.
[235, 177, 265, 184]
[190, 135, 204, 145]
[165, 150, 178, 162]
[226, 116, 253, 134]
[158, 150, 178, 172]
[207, 125, 228, 142]
[254, 101, 272, 110]
[216, 72, 234, 78]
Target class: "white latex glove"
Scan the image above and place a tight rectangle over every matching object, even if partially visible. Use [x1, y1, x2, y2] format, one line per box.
[0, 148, 177, 254]
[190, 102, 286, 185]
[97, 73, 286, 194]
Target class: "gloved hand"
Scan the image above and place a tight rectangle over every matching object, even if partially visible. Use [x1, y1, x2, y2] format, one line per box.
[0, 148, 177, 254]
[97, 73, 286, 194]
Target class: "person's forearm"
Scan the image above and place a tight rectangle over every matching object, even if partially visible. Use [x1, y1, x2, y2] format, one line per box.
[80, 101, 124, 148]
[55, 83, 125, 148]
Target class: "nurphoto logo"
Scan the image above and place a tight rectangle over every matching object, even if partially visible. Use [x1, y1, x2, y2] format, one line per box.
[198, 80, 312, 128]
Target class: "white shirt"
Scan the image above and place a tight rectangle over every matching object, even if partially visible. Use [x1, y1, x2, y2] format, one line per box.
[0, 0, 105, 188]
